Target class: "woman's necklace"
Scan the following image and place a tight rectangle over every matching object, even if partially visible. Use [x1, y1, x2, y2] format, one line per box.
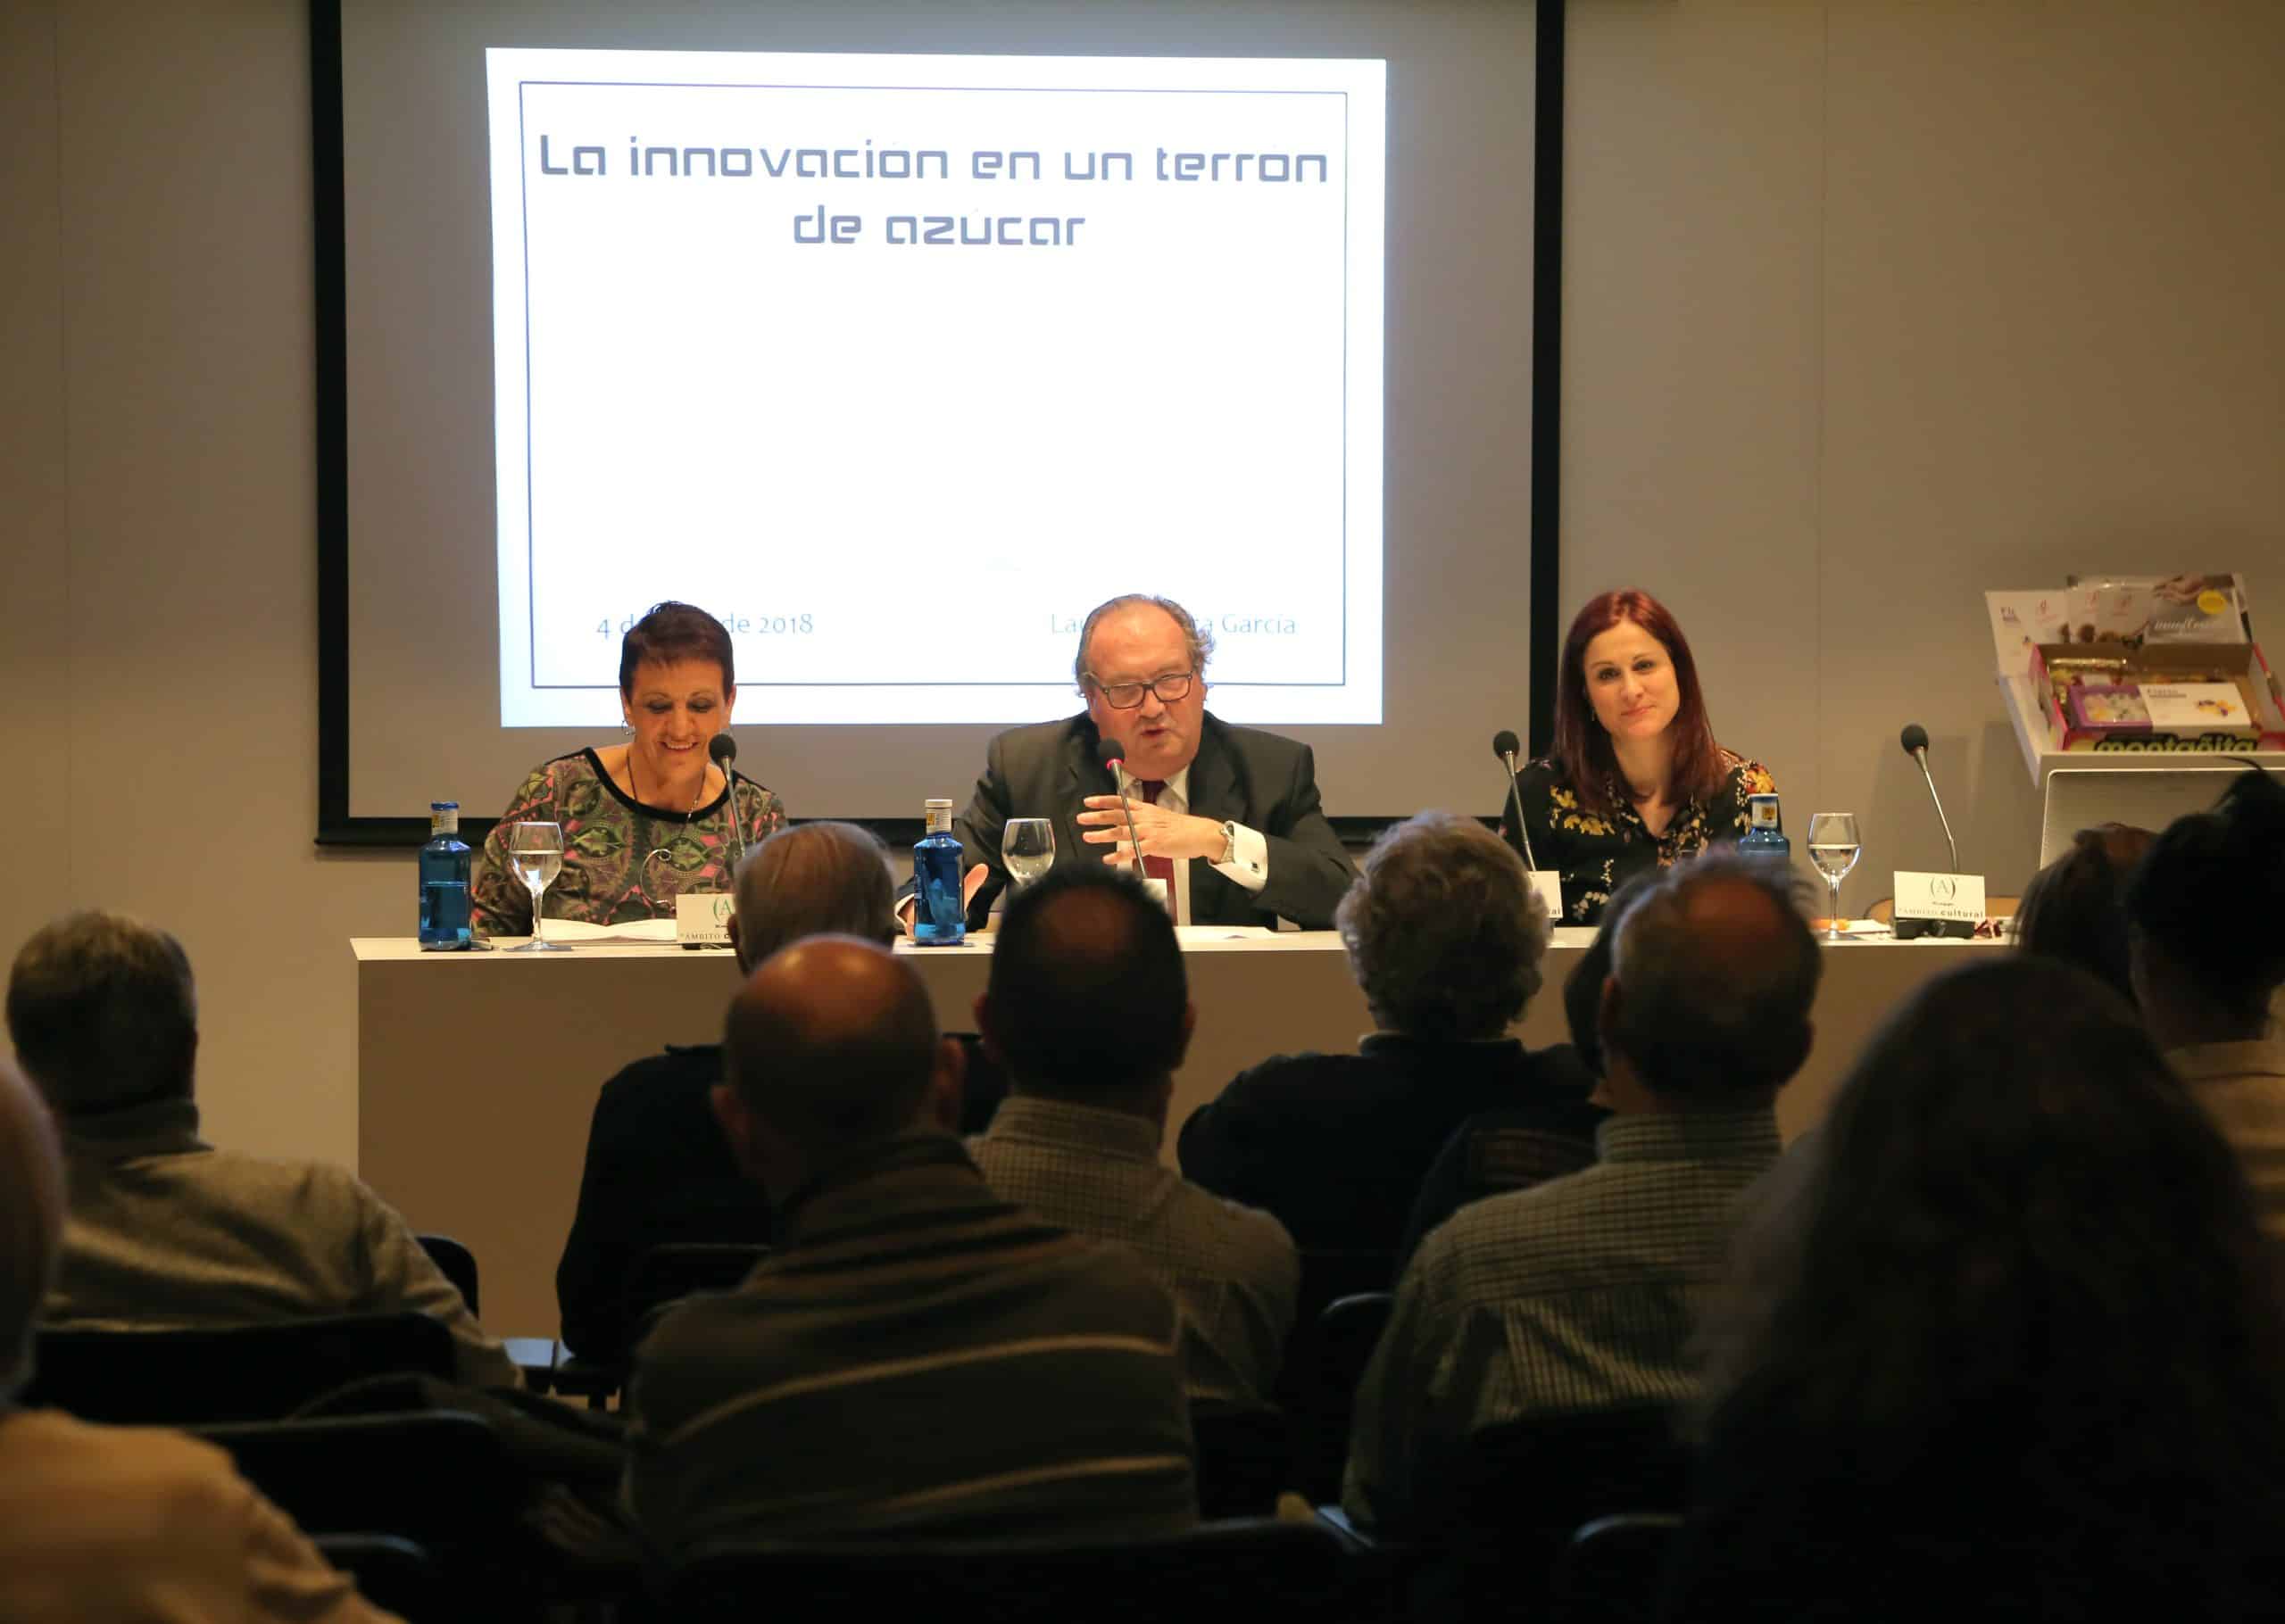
[630, 746, 713, 874]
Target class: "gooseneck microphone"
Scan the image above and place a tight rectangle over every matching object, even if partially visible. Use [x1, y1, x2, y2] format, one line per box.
[1899, 723, 1959, 874]
[709, 733, 748, 874]
[1095, 736, 1149, 875]
[1491, 730, 1539, 870]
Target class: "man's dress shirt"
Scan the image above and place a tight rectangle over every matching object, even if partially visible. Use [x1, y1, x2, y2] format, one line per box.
[970, 1095, 1299, 1408]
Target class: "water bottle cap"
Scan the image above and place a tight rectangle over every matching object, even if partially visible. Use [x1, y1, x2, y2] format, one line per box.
[924, 798, 954, 810]
[431, 800, 459, 811]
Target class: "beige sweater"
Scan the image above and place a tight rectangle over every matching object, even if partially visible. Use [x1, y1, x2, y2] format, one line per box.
[0, 1406, 400, 1623]
[46, 1098, 516, 1388]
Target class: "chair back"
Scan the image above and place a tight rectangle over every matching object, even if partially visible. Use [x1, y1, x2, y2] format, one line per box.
[665, 1516, 1350, 1621]
[1554, 1512, 1684, 1624]
[1436, 1404, 1693, 1619]
[415, 1233, 480, 1318]
[312, 1534, 445, 1623]
[622, 1241, 772, 1357]
[1188, 1404, 1291, 1519]
[25, 1313, 460, 1425]
[1286, 1290, 1394, 1504]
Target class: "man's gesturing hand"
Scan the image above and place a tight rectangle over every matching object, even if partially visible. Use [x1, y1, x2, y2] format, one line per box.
[1076, 797, 1226, 866]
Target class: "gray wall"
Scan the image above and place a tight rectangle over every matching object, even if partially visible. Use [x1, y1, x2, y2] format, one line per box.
[4, 0, 2281, 1169]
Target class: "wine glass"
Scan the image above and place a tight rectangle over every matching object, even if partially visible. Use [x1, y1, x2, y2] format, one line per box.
[1002, 819, 1057, 889]
[506, 821, 570, 952]
[1805, 813, 1862, 943]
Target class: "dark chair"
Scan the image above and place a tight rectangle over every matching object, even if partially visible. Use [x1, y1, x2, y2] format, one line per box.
[23, 1313, 459, 1425]
[1433, 1405, 1693, 1621]
[1274, 1249, 1395, 1492]
[949, 1031, 1009, 1133]
[1553, 1512, 1684, 1624]
[663, 1517, 1353, 1622]
[415, 1233, 480, 1318]
[541, 1241, 773, 1406]
[1189, 1404, 1291, 1519]
[312, 1534, 444, 1623]
[204, 1411, 548, 1620]
[1285, 1291, 1394, 1504]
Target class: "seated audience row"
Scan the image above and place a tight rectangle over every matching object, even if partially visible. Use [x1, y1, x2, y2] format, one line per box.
[0, 1055, 400, 1621]
[4, 912, 513, 1386]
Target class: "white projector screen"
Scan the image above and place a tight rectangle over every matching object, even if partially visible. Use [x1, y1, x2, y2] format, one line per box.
[328, 2, 1542, 833]
[488, 49, 1383, 728]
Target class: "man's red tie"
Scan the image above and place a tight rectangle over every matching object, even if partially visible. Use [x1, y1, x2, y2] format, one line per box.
[1134, 779, 1180, 922]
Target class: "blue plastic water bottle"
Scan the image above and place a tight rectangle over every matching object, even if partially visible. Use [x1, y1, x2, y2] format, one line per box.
[913, 797, 967, 946]
[1736, 792, 1791, 874]
[419, 801, 473, 950]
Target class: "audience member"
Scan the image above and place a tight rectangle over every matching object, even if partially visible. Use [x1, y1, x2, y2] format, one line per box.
[1394, 870, 1659, 1264]
[2124, 767, 2285, 1233]
[1343, 854, 1816, 1534]
[0, 1054, 402, 1622]
[6, 911, 512, 1387]
[556, 820, 894, 1358]
[1666, 957, 2285, 1620]
[2013, 821, 2153, 1000]
[968, 866, 1298, 1409]
[625, 937, 1195, 1554]
[1178, 811, 1596, 1255]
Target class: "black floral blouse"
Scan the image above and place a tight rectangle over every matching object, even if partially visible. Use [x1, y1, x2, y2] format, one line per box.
[1498, 747, 1776, 925]
[471, 749, 787, 938]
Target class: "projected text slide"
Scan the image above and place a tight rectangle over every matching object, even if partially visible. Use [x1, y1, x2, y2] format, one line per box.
[487, 49, 1383, 726]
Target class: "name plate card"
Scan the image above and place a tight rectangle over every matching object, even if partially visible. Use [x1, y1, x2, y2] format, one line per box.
[1892, 870, 1988, 925]
[1526, 870, 1564, 920]
[675, 892, 735, 946]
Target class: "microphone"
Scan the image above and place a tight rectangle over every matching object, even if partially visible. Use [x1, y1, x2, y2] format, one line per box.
[1491, 730, 1539, 869]
[1095, 736, 1149, 881]
[1899, 723, 1959, 874]
[709, 733, 748, 876]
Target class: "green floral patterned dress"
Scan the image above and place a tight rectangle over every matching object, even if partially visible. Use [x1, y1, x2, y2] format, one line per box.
[1498, 747, 1775, 925]
[471, 749, 788, 938]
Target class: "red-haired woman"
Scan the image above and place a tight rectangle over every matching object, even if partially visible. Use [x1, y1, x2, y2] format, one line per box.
[472, 601, 786, 937]
[1500, 589, 1774, 924]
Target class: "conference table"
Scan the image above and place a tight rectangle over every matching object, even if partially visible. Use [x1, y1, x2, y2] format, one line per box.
[353, 926, 2003, 1337]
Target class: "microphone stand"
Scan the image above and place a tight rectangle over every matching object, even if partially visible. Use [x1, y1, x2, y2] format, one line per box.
[1108, 763, 1150, 880]
[1910, 749, 1959, 874]
[1500, 750, 1539, 870]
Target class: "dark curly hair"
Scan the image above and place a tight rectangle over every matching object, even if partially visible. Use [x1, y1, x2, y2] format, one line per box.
[2014, 822, 2154, 1001]
[619, 601, 735, 697]
[1683, 956, 2285, 1613]
[2123, 766, 2285, 1026]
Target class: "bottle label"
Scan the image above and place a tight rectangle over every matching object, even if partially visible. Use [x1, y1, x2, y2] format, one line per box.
[924, 803, 954, 835]
[1748, 794, 1781, 832]
[430, 807, 459, 836]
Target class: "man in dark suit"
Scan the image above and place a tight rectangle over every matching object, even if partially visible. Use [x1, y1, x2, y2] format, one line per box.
[907, 594, 1355, 932]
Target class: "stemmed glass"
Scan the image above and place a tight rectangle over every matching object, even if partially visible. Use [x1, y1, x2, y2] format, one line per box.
[1002, 819, 1057, 889]
[1805, 813, 1863, 943]
[506, 821, 570, 952]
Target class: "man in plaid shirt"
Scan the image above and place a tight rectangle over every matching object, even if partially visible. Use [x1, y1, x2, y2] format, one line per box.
[970, 866, 1299, 1409]
[1343, 855, 1820, 1533]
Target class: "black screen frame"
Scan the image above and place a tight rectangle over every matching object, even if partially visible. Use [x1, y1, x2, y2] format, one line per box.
[309, 1, 1566, 847]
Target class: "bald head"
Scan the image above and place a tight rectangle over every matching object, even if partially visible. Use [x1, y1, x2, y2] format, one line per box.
[0, 1055, 64, 1397]
[723, 936, 943, 1156]
[1608, 856, 1820, 1102]
[732, 821, 896, 970]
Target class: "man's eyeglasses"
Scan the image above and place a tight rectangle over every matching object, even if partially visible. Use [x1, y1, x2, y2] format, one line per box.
[1089, 671, 1195, 709]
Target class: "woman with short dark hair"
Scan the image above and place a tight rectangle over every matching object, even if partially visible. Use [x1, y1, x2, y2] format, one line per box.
[472, 601, 786, 936]
[1500, 589, 1772, 924]
[2013, 821, 2154, 1000]
[1665, 956, 2285, 1620]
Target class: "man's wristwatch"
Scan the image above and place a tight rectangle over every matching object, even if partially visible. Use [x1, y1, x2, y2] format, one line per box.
[1218, 820, 1240, 866]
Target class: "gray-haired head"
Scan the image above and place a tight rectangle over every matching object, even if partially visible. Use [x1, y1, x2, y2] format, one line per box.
[731, 822, 896, 971]
[0, 1054, 64, 1400]
[1337, 810, 1550, 1041]
[6, 910, 199, 1117]
[1607, 852, 1820, 1102]
[1073, 594, 1216, 693]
